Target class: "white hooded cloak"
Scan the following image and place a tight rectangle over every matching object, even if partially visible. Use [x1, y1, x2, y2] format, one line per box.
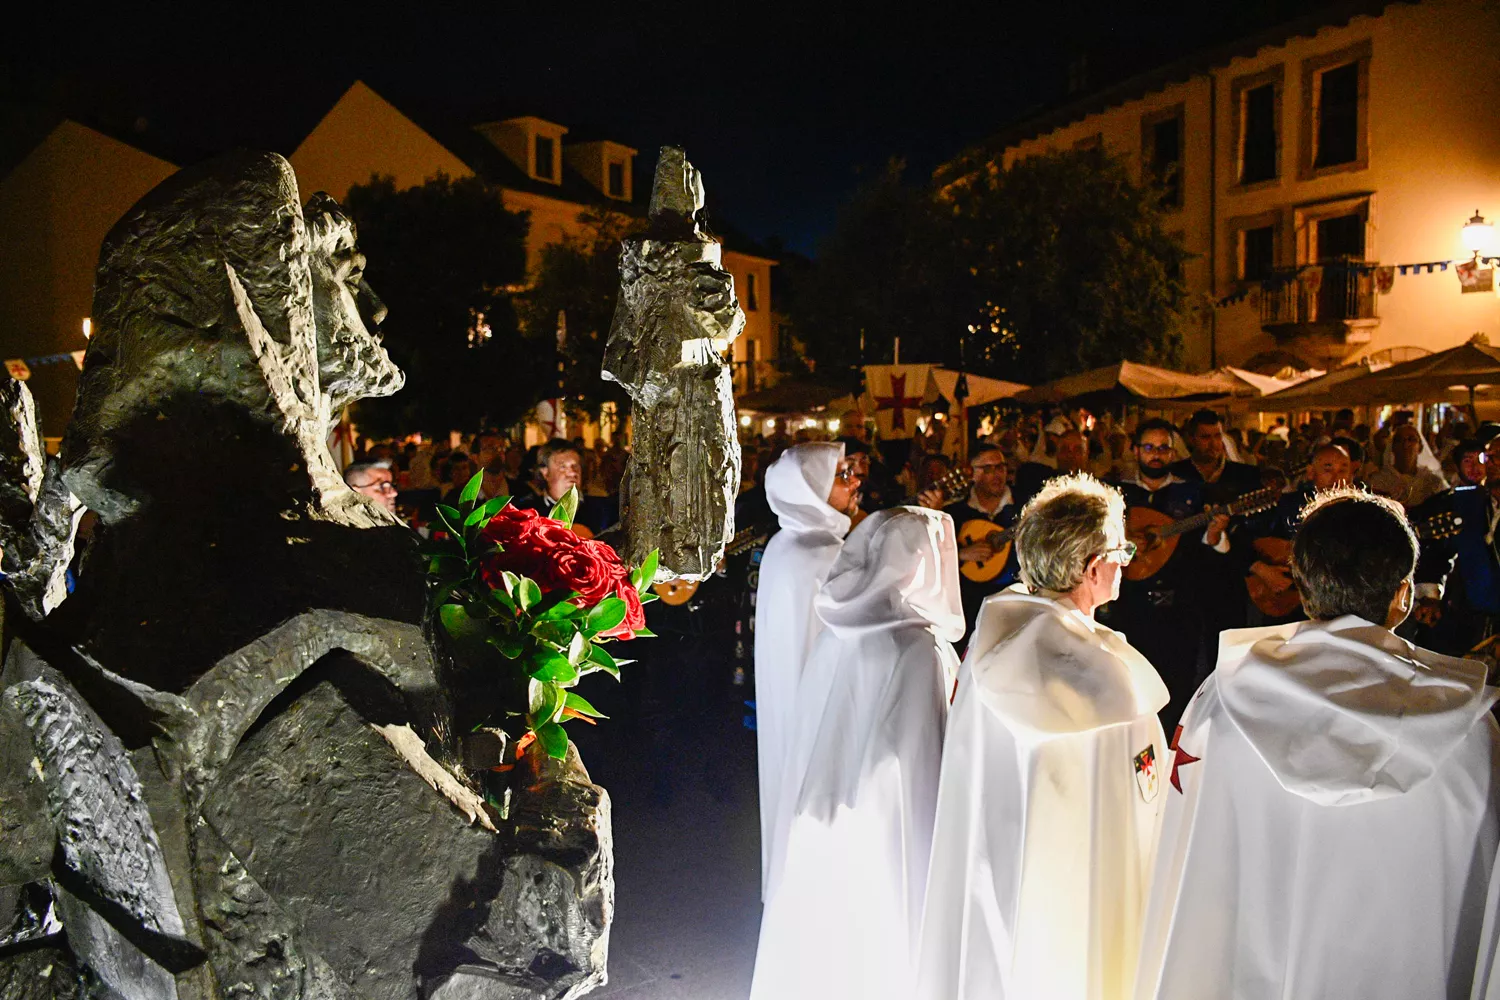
[917, 585, 1170, 1000]
[755, 441, 849, 899]
[751, 506, 964, 1000]
[1135, 617, 1500, 1000]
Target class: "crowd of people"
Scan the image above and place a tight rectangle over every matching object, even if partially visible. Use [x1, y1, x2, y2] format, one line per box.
[748, 429, 1500, 1000]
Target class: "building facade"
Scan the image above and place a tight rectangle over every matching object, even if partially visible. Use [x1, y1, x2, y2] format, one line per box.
[0, 81, 777, 433]
[290, 82, 777, 397]
[991, 0, 1500, 373]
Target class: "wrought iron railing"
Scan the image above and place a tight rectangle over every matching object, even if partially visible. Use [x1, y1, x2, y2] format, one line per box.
[1260, 261, 1378, 327]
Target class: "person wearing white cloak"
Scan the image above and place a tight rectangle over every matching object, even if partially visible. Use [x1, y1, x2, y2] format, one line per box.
[1135, 487, 1500, 1000]
[754, 442, 862, 900]
[916, 473, 1170, 1000]
[750, 505, 963, 1000]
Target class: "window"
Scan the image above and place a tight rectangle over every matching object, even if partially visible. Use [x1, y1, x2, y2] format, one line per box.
[745, 272, 759, 311]
[1316, 213, 1365, 261]
[1300, 40, 1370, 178]
[1242, 85, 1278, 183]
[1141, 105, 1185, 210]
[1073, 133, 1102, 151]
[534, 135, 556, 180]
[607, 161, 624, 197]
[1240, 225, 1277, 281]
[744, 339, 758, 392]
[1314, 63, 1359, 168]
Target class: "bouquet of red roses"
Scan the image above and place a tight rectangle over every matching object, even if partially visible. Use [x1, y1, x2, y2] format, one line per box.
[426, 473, 656, 761]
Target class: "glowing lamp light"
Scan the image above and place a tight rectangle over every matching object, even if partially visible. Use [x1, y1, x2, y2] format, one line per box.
[827, 418, 841, 432]
[81, 317, 92, 339]
[739, 414, 752, 428]
[763, 418, 775, 434]
[1462, 210, 1496, 258]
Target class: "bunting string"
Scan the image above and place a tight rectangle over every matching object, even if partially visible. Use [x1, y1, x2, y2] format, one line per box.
[1215, 256, 1500, 308]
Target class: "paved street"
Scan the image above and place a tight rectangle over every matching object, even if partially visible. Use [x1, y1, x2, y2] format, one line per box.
[570, 604, 762, 1000]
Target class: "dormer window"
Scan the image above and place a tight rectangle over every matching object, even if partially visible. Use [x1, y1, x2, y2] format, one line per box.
[534, 136, 556, 181]
[607, 161, 625, 198]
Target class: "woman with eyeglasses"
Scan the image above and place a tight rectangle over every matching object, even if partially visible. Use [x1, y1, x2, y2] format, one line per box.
[916, 472, 1170, 1000]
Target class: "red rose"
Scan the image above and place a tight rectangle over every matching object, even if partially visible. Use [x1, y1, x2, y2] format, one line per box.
[598, 579, 648, 640]
[479, 507, 549, 587]
[546, 545, 616, 605]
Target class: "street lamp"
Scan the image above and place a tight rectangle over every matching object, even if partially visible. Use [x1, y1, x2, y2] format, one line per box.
[1462, 209, 1495, 259]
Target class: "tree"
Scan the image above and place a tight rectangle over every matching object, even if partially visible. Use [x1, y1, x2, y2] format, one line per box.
[788, 160, 968, 376]
[516, 207, 643, 415]
[342, 174, 537, 436]
[790, 148, 1188, 386]
[944, 146, 1188, 382]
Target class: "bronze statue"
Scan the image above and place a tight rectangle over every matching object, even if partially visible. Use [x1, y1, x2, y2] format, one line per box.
[603, 147, 743, 582]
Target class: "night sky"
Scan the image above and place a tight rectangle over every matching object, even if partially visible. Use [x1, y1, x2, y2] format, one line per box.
[7, 1, 1320, 254]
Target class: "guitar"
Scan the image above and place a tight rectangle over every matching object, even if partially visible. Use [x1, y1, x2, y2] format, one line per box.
[651, 523, 776, 607]
[1245, 508, 1465, 617]
[957, 519, 1014, 583]
[1124, 487, 1279, 582]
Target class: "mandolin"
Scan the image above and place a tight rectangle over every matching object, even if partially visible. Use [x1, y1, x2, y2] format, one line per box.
[1245, 508, 1465, 617]
[956, 519, 1014, 583]
[1124, 487, 1279, 581]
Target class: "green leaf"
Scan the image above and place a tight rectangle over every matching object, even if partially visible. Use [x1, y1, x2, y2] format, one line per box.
[487, 634, 526, 659]
[629, 627, 657, 638]
[436, 504, 463, 527]
[586, 596, 627, 634]
[637, 590, 659, 605]
[531, 652, 579, 684]
[487, 587, 517, 613]
[563, 691, 607, 719]
[517, 576, 542, 612]
[459, 470, 484, 506]
[630, 548, 660, 591]
[534, 721, 569, 760]
[528, 678, 565, 725]
[585, 643, 620, 678]
[529, 618, 574, 647]
[548, 486, 580, 527]
[538, 599, 586, 621]
[500, 570, 521, 596]
[567, 631, 589, 666]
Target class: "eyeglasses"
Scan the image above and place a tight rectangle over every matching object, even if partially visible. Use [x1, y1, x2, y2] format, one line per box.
[354, 481, 397, 493]
[834, 465, 860, 482]
[1098, 541, 1137, 565]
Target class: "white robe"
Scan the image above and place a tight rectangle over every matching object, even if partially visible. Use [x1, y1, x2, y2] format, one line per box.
[917, 586, 1170, 1000]
[751, 506, 964, 1000]
[754, 442, 850, 900]
[1135, 616, 1500, 1000]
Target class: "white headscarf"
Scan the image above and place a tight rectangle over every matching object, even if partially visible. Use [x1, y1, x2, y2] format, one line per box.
[765, 442, 850, 537]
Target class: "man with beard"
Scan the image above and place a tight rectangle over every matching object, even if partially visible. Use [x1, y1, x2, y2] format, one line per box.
[1411, 439, 1500, 657]
[1107, 419, 1229, 734]
[1170, 410, 1262, 504]
[1239, 442, 1355, 626]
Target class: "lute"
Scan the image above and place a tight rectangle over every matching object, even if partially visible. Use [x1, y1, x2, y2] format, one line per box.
[1124, 486, 1279, 581]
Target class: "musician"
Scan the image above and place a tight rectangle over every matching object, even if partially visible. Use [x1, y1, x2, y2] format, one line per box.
[919, 443, 1020, 643]
[1106, 418, 1230, 733]
[1240, 442, 1355, 625]
[511, 437, 617, 535]
[1410, 440, 1500, 657]
[1170, 409, 1262, 503]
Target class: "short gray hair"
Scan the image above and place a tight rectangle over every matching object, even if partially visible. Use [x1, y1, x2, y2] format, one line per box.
[1013, 473, 1126, 593]
[343, 460, 390, 487]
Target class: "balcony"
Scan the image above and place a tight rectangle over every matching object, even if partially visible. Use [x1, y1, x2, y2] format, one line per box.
[1259, 261, 1379, 348]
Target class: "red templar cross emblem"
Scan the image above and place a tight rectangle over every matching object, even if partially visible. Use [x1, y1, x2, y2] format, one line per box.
[1169, 725, 1200, 794]
[874, 374, 923, 431]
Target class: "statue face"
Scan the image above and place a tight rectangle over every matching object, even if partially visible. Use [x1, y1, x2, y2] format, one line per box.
[306, 200, 404, 411]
